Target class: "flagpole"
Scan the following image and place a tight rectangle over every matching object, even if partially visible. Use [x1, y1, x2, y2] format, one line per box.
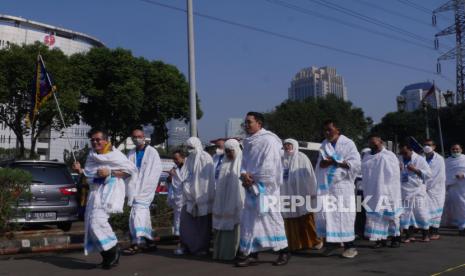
[39, 55, 77, 163]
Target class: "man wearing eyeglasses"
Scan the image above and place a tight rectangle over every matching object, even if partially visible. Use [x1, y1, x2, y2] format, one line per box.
[73, 129, 137, 270]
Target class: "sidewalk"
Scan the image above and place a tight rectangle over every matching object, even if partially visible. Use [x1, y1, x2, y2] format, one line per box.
[0, 222, 173, 255]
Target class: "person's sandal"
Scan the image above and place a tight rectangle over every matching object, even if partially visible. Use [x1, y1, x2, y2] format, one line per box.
[402, 238, 413, 243]
[123, 245, 141, 255]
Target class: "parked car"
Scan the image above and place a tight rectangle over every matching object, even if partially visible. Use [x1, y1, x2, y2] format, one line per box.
[156, 158, 175, 195]
[297, 141, 321, 168]
[6, 160, 79, 231]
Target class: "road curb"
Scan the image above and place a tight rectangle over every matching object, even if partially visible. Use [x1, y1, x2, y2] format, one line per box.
[0, 227, 173, 255]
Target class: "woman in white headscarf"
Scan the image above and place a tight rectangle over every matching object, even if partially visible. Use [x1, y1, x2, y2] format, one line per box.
[212, 139, 245, 261]
[178, 137, 215, 255]
[281, 139, 322, 252]
[442, 143, 465, 236]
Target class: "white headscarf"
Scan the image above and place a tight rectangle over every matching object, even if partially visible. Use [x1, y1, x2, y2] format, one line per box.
[212, 139, 245, 230]
[182, 137, 215, 216]
[281, 138, 317, 218]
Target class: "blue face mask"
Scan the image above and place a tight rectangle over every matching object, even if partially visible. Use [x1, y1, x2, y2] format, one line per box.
[452, 152, 461, 158]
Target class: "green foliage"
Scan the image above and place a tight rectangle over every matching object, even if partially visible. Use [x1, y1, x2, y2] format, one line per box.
[0, 168, 33, 234]
[109, 204, 131, 234]
[371, 103, 465, 154]
[63, 145, 90, 169]
[438, 103, 465, 151]
[151, 195, 173, 228]
[74, 47, 201, 146]
[370, 109, 429, 145]
[0, 42, 80, 158]
[109, 196, 172, 235]
[265, 95, 371, 147]
[0, 148, 31, 161]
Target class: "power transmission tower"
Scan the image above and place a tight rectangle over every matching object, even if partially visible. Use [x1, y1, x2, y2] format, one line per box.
[434, 0, 465, 103]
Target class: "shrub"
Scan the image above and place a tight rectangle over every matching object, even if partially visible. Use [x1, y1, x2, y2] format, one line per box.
[109, 195, 173, 235]
[0, 168, 33, 234]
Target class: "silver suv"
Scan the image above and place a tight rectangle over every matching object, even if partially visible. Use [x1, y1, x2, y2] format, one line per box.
[7, 160, 79, 231]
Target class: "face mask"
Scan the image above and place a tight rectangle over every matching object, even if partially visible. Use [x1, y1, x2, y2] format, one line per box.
[132, 138, 145, 147]
[423, 146, 433, 154]
[188, 148, 195, 154]
[216, 148, 224, 155]
[452, 152, 461, 158]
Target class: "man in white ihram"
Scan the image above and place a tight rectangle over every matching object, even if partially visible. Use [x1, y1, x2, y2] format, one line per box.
[124, 127, 162, 254]
[315, 120, 361, 259]
[423, 139, 446, 240]
[236, 111, 290, 267]
[362, 134, 402, 248]
[73, 129, 137, 270]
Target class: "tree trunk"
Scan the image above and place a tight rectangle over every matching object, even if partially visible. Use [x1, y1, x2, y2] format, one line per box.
[16, 134, 25, 159]
[29, 126, 36, 160]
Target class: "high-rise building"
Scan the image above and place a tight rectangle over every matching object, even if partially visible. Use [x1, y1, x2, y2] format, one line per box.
[288, 66, 348, 101]
[0, 14, 104, 161]
[226, 118, 245, 138]
[399, 82, 446, 112]
[166, 119, 190, 148]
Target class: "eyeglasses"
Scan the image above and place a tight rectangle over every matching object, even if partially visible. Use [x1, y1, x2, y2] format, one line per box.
[90, 138, 103, 143]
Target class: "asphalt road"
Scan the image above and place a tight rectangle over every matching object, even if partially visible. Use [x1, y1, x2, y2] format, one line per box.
[1, 228, 465, 276]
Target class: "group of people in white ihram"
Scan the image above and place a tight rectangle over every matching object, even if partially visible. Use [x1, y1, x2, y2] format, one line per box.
[72, 112, 465, 270]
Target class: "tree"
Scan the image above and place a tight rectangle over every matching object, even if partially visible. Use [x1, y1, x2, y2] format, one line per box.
[0, 168, 32, 233]
[75, 47, 201, 146]
[63, 145, 90, 168]
[265, 95, 371, 147]
[0, 43, 80, 158]
[371, 103, 465, 153]
[370, 110, 429, 146]
[439, 103, 465, 150]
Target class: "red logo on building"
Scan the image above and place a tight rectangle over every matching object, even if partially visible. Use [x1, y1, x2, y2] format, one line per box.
[44, 34, 56, 46]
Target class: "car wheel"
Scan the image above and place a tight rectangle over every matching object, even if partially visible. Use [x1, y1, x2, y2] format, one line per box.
[58, 222, 72, 232]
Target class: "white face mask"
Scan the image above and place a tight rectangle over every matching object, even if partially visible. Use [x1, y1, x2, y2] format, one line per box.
[423, 146, 433, 154]
[452, 152, 461, 158]
[132, 138, 145, 147]
[187, 148, 196, 154]
[216, 148, 224, 155]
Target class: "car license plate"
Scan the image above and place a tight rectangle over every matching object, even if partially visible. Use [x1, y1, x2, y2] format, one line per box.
[26, 212, 56, 221]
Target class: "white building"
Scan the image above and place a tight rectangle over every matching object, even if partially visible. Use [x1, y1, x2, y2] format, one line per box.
[288, 66, 348, 101]
[0, 14, 104, 161]
[166, 119, 190, 148]
[226, 118, 245, 138]
[400, 82, 446, 112]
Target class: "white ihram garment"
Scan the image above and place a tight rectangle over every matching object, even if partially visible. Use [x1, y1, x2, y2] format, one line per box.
[213, 139, 245, 231]
[315, 135, 361, 243]
[362, 148, 402, 240]
[443, 154, 465, 230]
[399, 152, 432, 230]
[168, 166, 185, 236]
[425, 152, 446, 228]
[127, 145, 162, 244]
[280, 139, 317, 219]
[83, 148, 137, 255]
[239, 128, 288, 255]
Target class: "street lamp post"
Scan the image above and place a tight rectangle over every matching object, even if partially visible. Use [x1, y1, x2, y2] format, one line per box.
[395, 96, 406, 150]
[422, 101, 430, 140]
[437, 90, 456, 156]
[435, 90, 454, 157]
[444, 90, 455, 106]
[396, 95, 406, 112]
[187, 0, 197, 137]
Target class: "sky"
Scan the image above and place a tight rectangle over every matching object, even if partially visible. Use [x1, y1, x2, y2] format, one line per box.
[2, 0, 457, 141]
